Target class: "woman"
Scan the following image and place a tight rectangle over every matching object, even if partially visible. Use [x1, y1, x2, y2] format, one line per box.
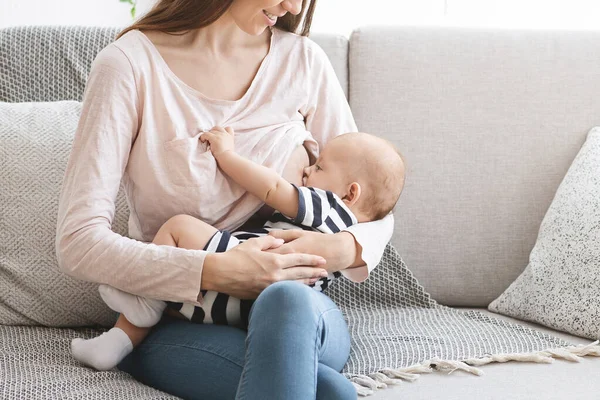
[56, 0, 393, 398]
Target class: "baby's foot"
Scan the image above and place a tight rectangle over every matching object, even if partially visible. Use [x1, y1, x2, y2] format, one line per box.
[71, 328, 133, 371]
[99, 285, 166, 327]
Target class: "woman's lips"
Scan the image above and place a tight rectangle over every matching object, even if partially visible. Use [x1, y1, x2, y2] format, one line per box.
[263, 10, 277, 26]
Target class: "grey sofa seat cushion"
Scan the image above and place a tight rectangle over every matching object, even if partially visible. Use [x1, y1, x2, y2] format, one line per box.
[2, 310, 597, 400]
[0, 325, 177, 399]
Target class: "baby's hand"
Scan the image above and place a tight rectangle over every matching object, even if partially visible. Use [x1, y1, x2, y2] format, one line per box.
[200, 126, 235, 158]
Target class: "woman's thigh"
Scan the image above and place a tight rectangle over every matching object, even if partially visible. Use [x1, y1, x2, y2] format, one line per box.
[118, 315, 245, 400]
[252, 281, 351, 371]
[237, 281, 352, 399]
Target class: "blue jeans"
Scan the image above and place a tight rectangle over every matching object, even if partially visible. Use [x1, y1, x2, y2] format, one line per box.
[118, 281, 356, 400]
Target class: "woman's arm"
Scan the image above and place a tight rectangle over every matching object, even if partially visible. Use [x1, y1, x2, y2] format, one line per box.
[56, 44, 207, 304]
[299, 41, 394, 278]
[56, 45, 327, 303]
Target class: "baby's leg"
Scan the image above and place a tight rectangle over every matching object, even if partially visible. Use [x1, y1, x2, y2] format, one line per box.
[104, 214, 218, 323]
[153, 213, 219, 250]
[101, 215, 218, 326]
[104, 215, 218, 329]
[72, 215, 217, 370]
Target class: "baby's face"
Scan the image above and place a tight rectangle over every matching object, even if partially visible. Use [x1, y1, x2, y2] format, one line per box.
[302, 138, 355, 195]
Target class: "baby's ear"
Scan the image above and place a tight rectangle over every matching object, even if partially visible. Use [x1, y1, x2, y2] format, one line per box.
[343, 182, 362, 206]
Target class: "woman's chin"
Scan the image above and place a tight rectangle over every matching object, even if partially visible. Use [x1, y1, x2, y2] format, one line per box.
[236, 22, 269, 37]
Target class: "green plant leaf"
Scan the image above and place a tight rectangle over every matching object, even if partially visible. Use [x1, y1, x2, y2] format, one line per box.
[131, 5, 136, 19]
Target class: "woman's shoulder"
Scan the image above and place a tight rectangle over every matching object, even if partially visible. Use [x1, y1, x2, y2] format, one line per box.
[90, 30, 146, 77]
[273, 28, 330, 66]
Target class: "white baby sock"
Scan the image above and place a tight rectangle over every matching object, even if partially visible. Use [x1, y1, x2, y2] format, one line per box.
[71, 327, 133, 371]
[99, 284, 166, 328]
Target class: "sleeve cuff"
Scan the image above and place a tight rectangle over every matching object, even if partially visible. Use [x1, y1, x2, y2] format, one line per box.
[340, 266, 369, 283]
[341, 213, 395, 282]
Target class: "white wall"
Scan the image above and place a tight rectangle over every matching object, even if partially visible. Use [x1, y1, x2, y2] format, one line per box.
[2, 0, 600, 34]
[0, 0, 155, 29]
[311, 0, 446, 36]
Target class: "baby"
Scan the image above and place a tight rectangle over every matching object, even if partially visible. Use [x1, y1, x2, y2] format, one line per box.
[71, 128, 406, 371]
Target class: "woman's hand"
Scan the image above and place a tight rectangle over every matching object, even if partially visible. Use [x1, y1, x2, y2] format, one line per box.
[267, 230, 363, 272]
[201, 235, 328, 299]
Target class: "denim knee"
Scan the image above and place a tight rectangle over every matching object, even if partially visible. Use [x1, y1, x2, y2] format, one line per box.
[253, 280, 312, 311]
[261, 280, 311, 301]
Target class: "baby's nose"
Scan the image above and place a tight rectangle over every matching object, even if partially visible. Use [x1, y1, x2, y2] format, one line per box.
[303, 166, 311, 176]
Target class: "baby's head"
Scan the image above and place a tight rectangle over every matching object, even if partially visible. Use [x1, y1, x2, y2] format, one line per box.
[302, 132, 405, 222]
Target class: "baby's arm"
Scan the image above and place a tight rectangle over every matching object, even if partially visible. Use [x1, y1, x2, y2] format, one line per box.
[201, 127, 299, 219]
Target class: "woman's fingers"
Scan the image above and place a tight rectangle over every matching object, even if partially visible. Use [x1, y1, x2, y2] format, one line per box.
[266, 243, 294, 255]
[248, 234, 285, 251]
[295, 277, 320, 285]
[282, 266, 328, 281]
[280, 252, 326, 268]
[216, 235, 331, 298]
[268, 229, 306, 242]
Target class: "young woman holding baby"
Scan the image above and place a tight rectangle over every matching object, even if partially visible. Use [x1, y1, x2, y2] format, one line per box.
[56, 0, 395, 398]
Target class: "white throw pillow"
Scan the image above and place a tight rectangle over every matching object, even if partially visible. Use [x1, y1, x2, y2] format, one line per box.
[0, 101, 128, 327]
[489, 127, 600, 339]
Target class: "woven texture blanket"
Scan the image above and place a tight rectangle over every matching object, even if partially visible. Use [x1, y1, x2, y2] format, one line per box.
[325, 244, 600, 393]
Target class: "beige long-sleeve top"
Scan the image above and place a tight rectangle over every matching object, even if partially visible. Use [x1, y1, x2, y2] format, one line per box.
[55, 27, 394, 305]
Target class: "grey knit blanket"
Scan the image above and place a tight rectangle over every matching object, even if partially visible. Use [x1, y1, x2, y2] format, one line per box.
[328, 244, 600, 394]
[331, 244, 567, 373]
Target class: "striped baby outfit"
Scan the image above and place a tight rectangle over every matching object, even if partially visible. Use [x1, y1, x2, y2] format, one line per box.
[167, 185, 358, 328]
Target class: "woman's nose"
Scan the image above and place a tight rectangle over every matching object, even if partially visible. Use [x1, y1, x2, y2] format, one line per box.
[281, 0, 302, 16]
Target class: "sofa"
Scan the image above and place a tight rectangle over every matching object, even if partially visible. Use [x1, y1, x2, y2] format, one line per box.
[1, 25, 600, 399]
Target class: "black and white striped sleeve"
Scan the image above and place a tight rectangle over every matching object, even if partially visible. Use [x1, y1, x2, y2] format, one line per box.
[292, 185, 358, 233]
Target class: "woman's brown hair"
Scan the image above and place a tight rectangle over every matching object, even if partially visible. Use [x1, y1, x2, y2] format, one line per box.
[116, 0, 317, 40]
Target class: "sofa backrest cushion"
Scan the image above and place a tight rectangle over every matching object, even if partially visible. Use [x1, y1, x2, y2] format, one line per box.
[0, 101, 127, 327]
[349, 26, 600, 306]
[0, 26, 349, 102]
[0, 27, 119, 102]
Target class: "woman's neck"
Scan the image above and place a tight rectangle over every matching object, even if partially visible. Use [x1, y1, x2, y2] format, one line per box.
[185, 11, 268, 57]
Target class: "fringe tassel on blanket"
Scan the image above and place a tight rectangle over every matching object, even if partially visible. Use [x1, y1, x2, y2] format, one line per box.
[350, 340, 600, 396]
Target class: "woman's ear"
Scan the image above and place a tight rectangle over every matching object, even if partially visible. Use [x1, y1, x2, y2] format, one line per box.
[343, 182, 362, 207]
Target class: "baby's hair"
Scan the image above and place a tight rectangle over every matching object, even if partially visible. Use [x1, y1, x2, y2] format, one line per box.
[362, 144, 405, 221]
[337, 133, 405, 221]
